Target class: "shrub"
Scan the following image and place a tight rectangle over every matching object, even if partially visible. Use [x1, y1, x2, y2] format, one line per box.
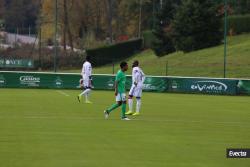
[142, 30, 157, 49]
[227, 15, 250, 35]
[86, 39, 142, 66]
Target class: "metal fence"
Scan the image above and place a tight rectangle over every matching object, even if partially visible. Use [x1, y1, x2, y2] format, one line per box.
[0, 0, 250, 79]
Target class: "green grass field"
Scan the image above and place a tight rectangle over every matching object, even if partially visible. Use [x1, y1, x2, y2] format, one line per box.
[61, 34, 250, 78]
[0, 89, 250, 167]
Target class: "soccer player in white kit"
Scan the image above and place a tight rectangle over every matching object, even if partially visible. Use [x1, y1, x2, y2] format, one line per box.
[126, 60, 145, 116]
[77, 55, 93, 103]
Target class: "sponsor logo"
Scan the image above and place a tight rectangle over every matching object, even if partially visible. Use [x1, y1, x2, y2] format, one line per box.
[20, 76, 40, 83]
[143, 84, 157, 90]
[55, 77, 63, 88]
[227, 149, 250, 158]
[5, 59, 22, 66]
[0, 59, 33, 68]
[28, 61, 33, 67]
[237, 80, 244, 88]
[0, 75, 5, 86]
[0, 59, 4, 65]
[108, 83, 114, 87]
[107, 79, 114, 89]
[20, 76, 40, 87]
[171, 80, 178, 89]
[143, 78, 167, 91]
[191, 81, 228, 92]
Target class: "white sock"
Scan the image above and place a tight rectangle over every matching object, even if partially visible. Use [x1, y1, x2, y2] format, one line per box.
[85, 93, 89, 101]
[85, 90, 91, 102]
[128, 98, 133, 112]
[136, 98, 141, 113]
[79, 89, 91, 98]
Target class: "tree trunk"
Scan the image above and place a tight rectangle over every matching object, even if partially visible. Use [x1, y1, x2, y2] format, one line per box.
[106, 0, 113, 44]
[95, 0, 101, 39]
[63, 0, 73, 51]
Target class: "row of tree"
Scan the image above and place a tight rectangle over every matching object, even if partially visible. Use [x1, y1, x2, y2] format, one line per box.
[153, 0, 223, 55]
[1, 0, 161, 49]
[40, 0, 162, 49]
[152, 0, 250, 55]
[0, 0, 250, 51]
[1, 0, 39, 32]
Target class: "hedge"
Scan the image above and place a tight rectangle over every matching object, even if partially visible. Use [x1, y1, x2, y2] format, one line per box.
[227, 15, 250, 35]
[142, 30, 157, 49]
[86, 38, 142, 67]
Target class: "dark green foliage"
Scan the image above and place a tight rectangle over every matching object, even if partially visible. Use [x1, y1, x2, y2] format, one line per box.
[235, 0, 250, 14]
[86, 39, 142, 66]
[4, 0, 39, 33]
[142, 30, 157, 49]
[152, 0, 178, 56]
[228, 15, 250, 34]
[215, 0, 250, 14]
[172, 0, 223, 52]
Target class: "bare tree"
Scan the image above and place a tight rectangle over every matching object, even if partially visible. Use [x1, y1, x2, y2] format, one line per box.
[63, 0, 73, 51]
[106, 0, 113, 44]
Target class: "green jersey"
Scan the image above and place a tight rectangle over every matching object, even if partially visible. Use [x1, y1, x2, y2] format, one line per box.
[115, 70, 126, 93]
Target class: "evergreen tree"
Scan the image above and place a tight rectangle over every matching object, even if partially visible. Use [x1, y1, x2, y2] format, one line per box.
[215, 0, 250, 14]
[0, 0, 4, 19]
[4, 0, 39, 33]
[172, 0, 222, 52]
[152, 0, 180, 56]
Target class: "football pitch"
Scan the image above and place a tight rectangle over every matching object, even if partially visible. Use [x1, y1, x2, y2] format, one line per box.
[0, 88, 250, 167]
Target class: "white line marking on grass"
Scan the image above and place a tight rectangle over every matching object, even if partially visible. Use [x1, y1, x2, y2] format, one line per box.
[56, 90, 70, 97]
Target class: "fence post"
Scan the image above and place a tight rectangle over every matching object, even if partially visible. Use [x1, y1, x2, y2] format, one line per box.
[54, 0, 58, 73]
[39, 27, 42, 71]
[112, 63, 115, 74]
[29, 26, 31, 37]
[14, 28, 17, 47]
[166, 61, 168, 76]
[223, 0, 228, 78]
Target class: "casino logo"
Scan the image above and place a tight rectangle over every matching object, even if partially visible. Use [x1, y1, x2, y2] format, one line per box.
[20, 76, 40, 87]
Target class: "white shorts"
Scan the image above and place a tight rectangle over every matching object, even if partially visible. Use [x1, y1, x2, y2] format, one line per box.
[82, 75, 91, 88]
[116, 93, 126, 102]
[129, 85, 143, 98]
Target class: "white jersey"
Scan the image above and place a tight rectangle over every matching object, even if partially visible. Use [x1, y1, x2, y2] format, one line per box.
[132, 67, 145, 86]
[81, 61, 92, 78]
[81, 61, 92, 88]
[129, 67, 145, 97]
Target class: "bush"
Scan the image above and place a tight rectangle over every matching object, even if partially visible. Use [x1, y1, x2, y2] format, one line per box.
[151, 0, 177, 56]
[227, 15, 250, 35]
[142, 30, 157, 49]
[86, 39, 142, 66]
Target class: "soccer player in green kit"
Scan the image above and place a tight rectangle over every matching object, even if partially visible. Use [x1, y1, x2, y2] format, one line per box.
[104, 62, 130, 120]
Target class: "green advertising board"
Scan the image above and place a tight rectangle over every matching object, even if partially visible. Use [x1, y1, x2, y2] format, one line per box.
[0, 74, 6, 87]
[0, 59, 34, 68]
[237, 80, 250, 95]
[0, 72, 80, 89]
[0, 72, 168, 92]
[92, 75, 115, 90]
[0, 71, 248, 96]
[143, 76, 168, 92]
[168, 77, 238, 95]
[93, 75, 168, 92]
